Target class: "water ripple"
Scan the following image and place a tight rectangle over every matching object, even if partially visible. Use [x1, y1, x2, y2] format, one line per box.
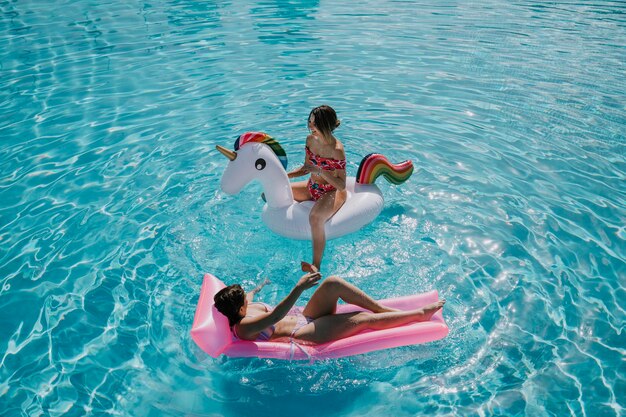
[1, 0, 625, 416]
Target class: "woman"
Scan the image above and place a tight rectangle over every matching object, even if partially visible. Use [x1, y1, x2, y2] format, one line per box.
[287, 105, 347, 273]
[213, 272, 446, 344]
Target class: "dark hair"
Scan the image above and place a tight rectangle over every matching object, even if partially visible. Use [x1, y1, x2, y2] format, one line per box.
[214, 284, 245, 327]
[309, 105, 340, 137]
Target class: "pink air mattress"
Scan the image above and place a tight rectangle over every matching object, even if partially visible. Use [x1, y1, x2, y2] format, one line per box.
[191, 274, 449, 361]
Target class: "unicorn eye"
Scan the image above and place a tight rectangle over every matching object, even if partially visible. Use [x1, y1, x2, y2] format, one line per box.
[255, 158, 266, 170]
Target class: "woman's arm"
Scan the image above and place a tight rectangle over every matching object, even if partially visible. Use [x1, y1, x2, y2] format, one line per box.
[237, 272, 321, 338]
[245, 278, 270, 302]
[287, 136, 315, 179]
[310, 165, 346, 191]
[287, 166, 307, 179]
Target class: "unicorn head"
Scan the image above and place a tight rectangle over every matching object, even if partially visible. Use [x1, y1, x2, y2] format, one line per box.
[216, 132, 294, 209]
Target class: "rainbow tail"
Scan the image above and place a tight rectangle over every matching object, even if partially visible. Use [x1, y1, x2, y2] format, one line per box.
[356, 154, 414, 185]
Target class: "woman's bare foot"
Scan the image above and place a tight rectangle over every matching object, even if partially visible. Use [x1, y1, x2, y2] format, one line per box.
[301, 261, 319, 273]
[418, 299, 446, 321]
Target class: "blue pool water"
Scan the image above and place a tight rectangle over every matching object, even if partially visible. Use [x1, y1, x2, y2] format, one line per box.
[1, 0, 624, 415]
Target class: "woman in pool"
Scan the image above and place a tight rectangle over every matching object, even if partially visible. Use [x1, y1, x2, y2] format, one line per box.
[287, 105, 347, 273]
[213, 272, 446, 344]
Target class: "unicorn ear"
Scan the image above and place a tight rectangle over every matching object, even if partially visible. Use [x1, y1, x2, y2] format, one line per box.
[216, 145, 237, 161]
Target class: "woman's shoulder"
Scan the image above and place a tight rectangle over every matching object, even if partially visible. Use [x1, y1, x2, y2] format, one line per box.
[333, 140, 346, 160]
[306, 134, 317, 145]
[305, 134, 325, 152]
[306, 135, 345, 159]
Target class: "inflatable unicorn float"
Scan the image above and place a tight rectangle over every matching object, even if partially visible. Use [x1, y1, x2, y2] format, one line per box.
[216, 131, 414, 240]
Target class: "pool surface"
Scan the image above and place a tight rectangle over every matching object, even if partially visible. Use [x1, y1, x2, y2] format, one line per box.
[1, 1, 624, 416]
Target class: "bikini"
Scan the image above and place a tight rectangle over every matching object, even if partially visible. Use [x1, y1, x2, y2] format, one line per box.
[286, 306, 314, 361]
[287, 306, 314, 339]
[232, 303, 313, 342]
[305, 146, 346, 201]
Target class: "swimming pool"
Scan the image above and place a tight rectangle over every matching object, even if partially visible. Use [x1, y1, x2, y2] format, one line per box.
[1, 0, 624, 415]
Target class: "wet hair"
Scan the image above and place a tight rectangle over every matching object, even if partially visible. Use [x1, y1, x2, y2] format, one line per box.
[213, 284, 245, 327]
[309, 105, 340, 137]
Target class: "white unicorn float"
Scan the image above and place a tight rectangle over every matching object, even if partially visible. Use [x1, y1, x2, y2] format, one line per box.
[216, 132, 414, 240]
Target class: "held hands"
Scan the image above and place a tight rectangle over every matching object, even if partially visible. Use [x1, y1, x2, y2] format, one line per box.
[296, 271, 321, 292]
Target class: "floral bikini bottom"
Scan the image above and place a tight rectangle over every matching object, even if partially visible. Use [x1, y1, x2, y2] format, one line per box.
[307, 178, 337, 201]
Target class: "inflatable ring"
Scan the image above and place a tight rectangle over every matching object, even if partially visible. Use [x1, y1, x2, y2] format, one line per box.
[216, 132, 414, 240]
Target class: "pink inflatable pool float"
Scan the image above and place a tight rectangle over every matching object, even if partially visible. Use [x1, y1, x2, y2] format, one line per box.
[191, 274, 449, 361]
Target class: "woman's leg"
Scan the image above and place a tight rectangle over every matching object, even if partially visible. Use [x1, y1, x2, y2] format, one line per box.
[306, 189, 346, 271]
[295, 300, 446, 344]
[291, 181, 313, 202]
[302, 276, 396, 319]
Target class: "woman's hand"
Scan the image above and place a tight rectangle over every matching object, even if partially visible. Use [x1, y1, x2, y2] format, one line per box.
[302, 163, 319, 175]
[304, 163, 332, 176]
[288, 165, 309, 178]
[246, 277, 272, 302]
[296, 271, 321, 291]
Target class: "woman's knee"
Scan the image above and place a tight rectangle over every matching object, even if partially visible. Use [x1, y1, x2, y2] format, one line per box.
[354, 312, 374, 326]
[309, 209, 326, 226]
[321, 275, 344, 289]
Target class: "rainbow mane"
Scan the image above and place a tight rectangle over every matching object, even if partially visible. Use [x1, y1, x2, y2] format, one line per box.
[356, 153, 414, 185]
[235, 132, 288, 170]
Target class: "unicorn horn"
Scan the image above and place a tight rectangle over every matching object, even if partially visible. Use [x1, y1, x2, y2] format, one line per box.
[216, 145, 237, 161]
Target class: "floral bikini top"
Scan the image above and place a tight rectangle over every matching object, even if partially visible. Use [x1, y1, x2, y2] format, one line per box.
[306, 146, 346, 171]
